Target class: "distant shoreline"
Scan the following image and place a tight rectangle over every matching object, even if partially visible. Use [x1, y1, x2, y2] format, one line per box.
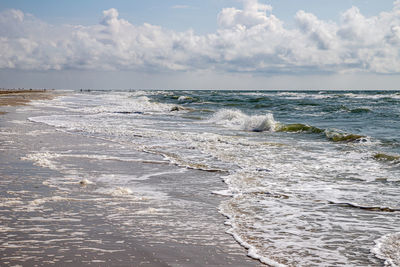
[0, 89, 59, 113]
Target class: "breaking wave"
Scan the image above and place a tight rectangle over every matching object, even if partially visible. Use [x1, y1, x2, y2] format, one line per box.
[210, 109, 276, 132]
[324, 131, 367, 143]
[74, 94, 176, 115]
[210, 109, 368, 143]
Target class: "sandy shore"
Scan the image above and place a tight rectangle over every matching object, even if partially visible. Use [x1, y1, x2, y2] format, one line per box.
[0, 89, 57, 114]
[0, 91, 261, 266]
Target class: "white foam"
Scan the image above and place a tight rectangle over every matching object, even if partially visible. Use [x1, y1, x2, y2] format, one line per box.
[97, 186, 152, 201]
[210, 109, 276, 132]
[102, 186, 133, 197]
[276, 92, 309, 99]
[342, 93, 400, 100]
[30, 196, 72, 206]
[78, 94, 174, 114]
[21, 152, 61, 171]
[135, 207, 167, 215]
[178, 96, 193, 102]
[225, 220, 287, 267]
[275, 91, 334, 99]
[372, 232, 400, 266]
[275, 91, 400, 100]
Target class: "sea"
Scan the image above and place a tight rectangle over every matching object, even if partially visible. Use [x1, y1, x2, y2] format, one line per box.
[6, 90, 400, 266]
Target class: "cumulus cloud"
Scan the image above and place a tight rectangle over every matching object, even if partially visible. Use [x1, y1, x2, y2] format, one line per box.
[0, 0, 400, 74]
[217, 0, 273, 29]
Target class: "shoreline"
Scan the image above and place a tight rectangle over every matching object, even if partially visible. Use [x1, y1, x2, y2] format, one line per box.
[0, 92, 261, 266]
[0, 89, 58, 113]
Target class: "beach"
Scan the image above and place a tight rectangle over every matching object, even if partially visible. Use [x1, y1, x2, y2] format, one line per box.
[0, 90, 56, 107]
[2, 0, 400, 265]
[1, 89, 399, 266]
[0, 90, 260, 266]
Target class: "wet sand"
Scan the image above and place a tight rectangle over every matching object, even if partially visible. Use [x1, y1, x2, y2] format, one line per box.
[0, 92, 261, 266]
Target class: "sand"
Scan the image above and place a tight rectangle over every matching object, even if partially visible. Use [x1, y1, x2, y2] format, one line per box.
[0, 89, 57, 113]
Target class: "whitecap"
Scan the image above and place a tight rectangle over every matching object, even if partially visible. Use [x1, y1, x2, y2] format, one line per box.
[210, 109, 277, 132]
[78, 94, 174, 114]
[178, 96, 193, 102]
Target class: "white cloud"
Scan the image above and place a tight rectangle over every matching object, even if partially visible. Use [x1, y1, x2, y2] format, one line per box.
[217, 0, 273, 29]
[1, 0, 400, 74]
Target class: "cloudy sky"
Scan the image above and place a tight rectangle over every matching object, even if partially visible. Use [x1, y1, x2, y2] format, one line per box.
[0, 0, 399, 90]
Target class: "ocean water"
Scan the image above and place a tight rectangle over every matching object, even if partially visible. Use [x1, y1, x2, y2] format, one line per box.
[26, 90, 400, 266]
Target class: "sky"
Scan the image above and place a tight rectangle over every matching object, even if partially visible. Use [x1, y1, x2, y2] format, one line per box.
[0, 0, 399, 90]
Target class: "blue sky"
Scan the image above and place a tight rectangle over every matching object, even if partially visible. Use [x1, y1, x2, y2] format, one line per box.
[0, 0, 395, 33]
[0, 0, 399, 89]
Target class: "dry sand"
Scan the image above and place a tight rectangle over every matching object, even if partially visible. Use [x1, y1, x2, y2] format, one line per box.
[0, 89, 57, 112]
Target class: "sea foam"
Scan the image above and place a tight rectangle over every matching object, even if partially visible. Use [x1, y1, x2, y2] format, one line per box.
[21, 152, 61, 171]
[78, 95, 174, 114]
[372, 232, 400, 266]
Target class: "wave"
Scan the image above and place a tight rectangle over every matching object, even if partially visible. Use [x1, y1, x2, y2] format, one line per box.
[278, 124, 368, 143]
[210, 109, 368, 143]
[275, 123, 324, 134]
[328, 201, 400, 212]
[268, 122, 367, 144]
[275, 91, 339, 100]
[210, 109, 276, 132]
[320, 105, 373, 114]
[373, 153, 400, 163]
[177, 95, 196, 102]
[341, 92, 400, 100]
[220, 203, 287, 267]
[349, 107, 371, 113]
[239, 91, 400, 101]
[77, 94, 175, 114]
[324, 131, 366, 143]
[156, 150, 226, 173]
[372, 232, 400, 266]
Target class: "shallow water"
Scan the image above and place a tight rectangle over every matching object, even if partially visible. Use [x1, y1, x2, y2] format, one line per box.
[13, 90, 400, 266]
